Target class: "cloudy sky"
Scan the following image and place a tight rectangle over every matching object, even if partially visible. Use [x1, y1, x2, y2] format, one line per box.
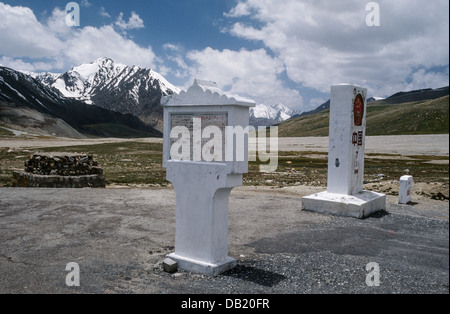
[0, 0, 448, 112]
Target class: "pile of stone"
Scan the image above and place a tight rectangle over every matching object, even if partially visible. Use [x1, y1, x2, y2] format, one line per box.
[13, 152, 105, 188]
[24, 153, 103, 176]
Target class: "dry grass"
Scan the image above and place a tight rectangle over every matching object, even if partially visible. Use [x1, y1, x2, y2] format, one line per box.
[1, 142, 447, 200]
[277, 96, 449, 137]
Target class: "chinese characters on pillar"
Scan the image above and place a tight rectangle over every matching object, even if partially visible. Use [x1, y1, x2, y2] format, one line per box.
[352, 131, 363, 147]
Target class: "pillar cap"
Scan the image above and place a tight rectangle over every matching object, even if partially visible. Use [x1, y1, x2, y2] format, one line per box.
[162, 79, 256, 107]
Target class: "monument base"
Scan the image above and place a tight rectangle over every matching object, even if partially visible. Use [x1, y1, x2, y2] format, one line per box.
[302, 190, 386, 219]
[167, 253, 237, 277]
[12, 171, 106, 188]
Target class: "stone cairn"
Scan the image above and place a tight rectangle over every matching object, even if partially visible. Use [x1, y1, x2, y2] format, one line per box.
[13, 152, 106, 188]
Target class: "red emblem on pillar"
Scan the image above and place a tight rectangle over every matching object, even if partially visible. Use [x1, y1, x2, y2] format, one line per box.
[354, 94, 364, 127]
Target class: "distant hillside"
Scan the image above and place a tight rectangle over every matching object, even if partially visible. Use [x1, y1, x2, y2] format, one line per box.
[365, 96, 449, 136]
[277, 87, 449, 137]
[382, 87, 449, 105]
[0, 101, 85, 138]
[291, 100, 330, 119]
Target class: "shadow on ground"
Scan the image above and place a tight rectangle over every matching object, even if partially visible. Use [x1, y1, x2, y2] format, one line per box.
[223, 264, 287, 287]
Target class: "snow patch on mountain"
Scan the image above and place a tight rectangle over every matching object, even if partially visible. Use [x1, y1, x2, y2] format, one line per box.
[20, 71, 61, 85]
[35, 57, 181, 105]
[250, 103, 298, 123]
[27, 58, 182, 131]
[367, 96, 386, 103]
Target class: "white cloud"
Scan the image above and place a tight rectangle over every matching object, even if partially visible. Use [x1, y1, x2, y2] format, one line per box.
[163, 43, 190, 79]
[0, 55, 66, 73]
[163, 43, 181, 52]
[65, 25, 155, 68]
[115, 11, 145, 30]
[99, 7, 111, 19]
[46, 6, 74, 38]
[225, 0, 450, 97]
[223, 2, 252, 18]
[0, 3, 64, 58]
[186, 47, 303, 109]
[309, 98, 327, 109]
[0, 4, 156, 72]
[407, 68, 449, 91]
[2, 0, 448, 113]
[80, 0, 91, 8]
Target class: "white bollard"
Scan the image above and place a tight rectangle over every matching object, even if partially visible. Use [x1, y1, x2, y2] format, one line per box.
[399, 175, 414, 204]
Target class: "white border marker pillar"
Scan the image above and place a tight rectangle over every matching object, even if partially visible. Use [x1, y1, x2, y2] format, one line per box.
[162, 80, 255, 276]
[302, 84, 386, 218]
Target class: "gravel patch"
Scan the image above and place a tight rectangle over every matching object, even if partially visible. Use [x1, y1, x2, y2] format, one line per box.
[0, 187, 447, 294]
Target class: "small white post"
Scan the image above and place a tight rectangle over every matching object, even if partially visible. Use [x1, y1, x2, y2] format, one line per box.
[399, 175, 413, 204]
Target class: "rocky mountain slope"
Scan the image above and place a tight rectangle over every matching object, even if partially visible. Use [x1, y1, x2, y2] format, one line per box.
[0, 66, 161, 138]
[30, 58, 180, 131]
[28, 57, 301, 130]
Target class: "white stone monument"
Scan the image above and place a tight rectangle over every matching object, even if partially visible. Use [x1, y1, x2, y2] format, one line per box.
[302, 84, 386, 218]
[399, 175, 413, 204]
[162, 79, 255, 276]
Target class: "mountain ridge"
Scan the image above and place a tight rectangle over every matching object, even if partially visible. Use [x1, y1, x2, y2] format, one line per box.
[276, 86, 449, 137]
[250, 103, 299, 127]
[27, 58, 300, 130]
[0, 65, 162, 138]
[288, 86, 449, 121]
[33, 57, 180, 132]
[3, 58, 448, 138]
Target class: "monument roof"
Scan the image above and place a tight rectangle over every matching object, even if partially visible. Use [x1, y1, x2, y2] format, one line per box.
[162, 79, 255, 107]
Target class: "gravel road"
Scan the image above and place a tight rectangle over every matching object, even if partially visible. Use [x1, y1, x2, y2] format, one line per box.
[0, 186, 448, 294]
[1, 134, 448, 296]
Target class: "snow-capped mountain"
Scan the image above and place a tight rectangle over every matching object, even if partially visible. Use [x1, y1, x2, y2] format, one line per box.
[34, 57, 180, 131]
[0, 66, 162, 138]
[24, 58, 298, 130]
[367, 96, 386, 103]
[23, 72, 61, 86]
[250, 103, 299, 127]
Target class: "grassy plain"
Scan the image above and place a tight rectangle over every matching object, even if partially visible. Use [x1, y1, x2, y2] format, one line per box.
[1, 141, 448, 201]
